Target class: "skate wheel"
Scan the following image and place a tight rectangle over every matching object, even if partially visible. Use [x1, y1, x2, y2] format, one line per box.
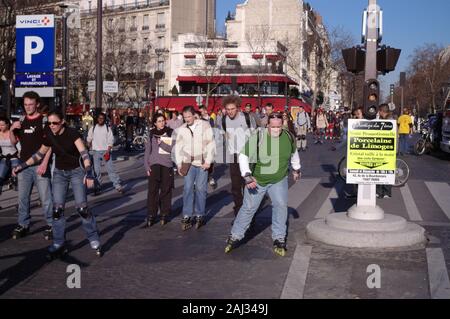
[225, 245, 233, 254]
[12, 235, 17, 240]
[274, 248, 286, 257]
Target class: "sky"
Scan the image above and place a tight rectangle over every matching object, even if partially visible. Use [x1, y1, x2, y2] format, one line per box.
[216, 0, 450, 97]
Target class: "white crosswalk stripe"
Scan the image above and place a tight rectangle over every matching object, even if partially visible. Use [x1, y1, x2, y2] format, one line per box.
[400, 183, 423, 221]
[425, 182, 450, 221]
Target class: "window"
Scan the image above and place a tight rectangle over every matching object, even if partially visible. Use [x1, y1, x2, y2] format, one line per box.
[206, 59, 217, 66]
[119, 17, 126, 31]
[143, 14, 149, 30]
[131, 16, 137, 31]
[158, 36, 165, 49]
[157, 13, 165, 25]
[185, 58, 196, 66]
[226, 59, 240, 66]
[158, 60, 165, 72]
[107, 18, 113, 29]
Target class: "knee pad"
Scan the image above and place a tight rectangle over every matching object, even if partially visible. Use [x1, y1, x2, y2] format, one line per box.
[77, 207, 92, 219]
[53, 207, 64, 220]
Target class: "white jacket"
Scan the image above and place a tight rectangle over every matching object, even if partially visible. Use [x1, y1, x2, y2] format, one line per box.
[173, 119, 216, 167]
[87, 124, 114, 151]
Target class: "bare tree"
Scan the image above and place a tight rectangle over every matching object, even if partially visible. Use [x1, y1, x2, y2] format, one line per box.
[403, 44, 450, 114]
[245, 25, 273, 108]
[188, 35, 226, 111]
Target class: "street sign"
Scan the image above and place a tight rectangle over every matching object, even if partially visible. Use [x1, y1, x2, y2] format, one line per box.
[88, 81, 96, 92]
[103, 81, 118, 93]
[16, 15, 55, 73]
[346, 119, 397, 185]
[15, 73, 54, 87]
[88, 81, 119, 93]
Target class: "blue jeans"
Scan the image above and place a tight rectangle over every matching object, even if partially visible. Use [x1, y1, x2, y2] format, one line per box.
[231, 176, 288, 241]
[17, 165, 53, 227]
[52, 167, 99, 246]
[92, 150, 122, 189]
[182, 166, 209, 218]
[399, 134, 409, 154]
[0, 158, 19, 191]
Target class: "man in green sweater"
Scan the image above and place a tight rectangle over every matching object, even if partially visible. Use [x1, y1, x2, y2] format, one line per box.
[225, 112, 301, 256]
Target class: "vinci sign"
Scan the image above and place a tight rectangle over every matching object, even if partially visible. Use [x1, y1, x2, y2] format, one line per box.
[16, 15, 55, 73]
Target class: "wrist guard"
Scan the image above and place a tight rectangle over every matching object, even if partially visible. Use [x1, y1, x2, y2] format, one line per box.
[85, 166, 95, 179]
[17, 162, 29, 172]
[243, 173, 254, 185]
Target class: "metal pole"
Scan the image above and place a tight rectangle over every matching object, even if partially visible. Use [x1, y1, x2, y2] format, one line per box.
[62, 13, 68, 117]
[96, 0, 103, 112]
[350, 0, 382, 220]
[401, 86, 404, 115]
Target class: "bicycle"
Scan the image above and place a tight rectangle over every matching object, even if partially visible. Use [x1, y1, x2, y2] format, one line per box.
[337, 156, 410, 187]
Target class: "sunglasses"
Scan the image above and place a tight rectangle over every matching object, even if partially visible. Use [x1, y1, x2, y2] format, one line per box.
[48, 121, 62, 126]
[268, 112, 284, 119]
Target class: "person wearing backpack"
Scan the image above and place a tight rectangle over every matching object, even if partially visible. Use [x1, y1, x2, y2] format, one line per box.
[87, 112, 124, 194]
[9, 91, 53, 240]
[224, 112, 301, 257]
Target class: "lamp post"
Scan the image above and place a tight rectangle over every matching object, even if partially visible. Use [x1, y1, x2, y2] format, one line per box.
[96, 0, 103, 112]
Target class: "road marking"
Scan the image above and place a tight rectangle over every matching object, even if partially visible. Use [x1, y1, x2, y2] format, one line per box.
[289, 178, 321, 211]
[400, 183, 423, 221]
[425, 182, 450, 221]
[280, 245, 312, 299]
[315, 180, 345, 218]
[426, 248, 450, 299]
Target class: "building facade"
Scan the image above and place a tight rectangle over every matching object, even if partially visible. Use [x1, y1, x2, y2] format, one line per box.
[74, 0, 215, 108]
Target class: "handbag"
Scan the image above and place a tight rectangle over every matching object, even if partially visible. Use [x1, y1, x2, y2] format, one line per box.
[179, 156, 194, 176]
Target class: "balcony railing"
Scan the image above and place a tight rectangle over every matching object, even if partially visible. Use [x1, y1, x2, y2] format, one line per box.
[155, 24, 166, 30]
[219, 65, 284, 75]
[130, 26, 138, 32]
[142, 25, 150, 31]
[80, 0, 170, 16]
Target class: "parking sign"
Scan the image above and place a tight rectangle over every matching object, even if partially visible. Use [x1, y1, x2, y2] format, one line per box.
[16, 15, 55, 73]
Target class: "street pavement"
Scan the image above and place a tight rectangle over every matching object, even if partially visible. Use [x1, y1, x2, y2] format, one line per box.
[1, 136, 450, 299]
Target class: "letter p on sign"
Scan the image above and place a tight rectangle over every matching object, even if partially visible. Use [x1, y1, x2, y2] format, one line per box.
[24, 36, 44, 64]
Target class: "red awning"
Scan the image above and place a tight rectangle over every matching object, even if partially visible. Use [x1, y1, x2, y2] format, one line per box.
[184, 54, 196, 58]
[225, 54, 238, 58]
[252, 54, 264, 59]
[154, 96, 312, 114]
[176, 75, 298, 85]
[266, 54, 281, 61]
[204, 54, 217, 59]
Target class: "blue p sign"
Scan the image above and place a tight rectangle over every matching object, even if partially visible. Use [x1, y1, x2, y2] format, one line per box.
[16, 15, 55, 73]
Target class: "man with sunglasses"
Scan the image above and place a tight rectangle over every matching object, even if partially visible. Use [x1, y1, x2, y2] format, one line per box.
[225, 112, 301, 257]
[10, 91, 53, 240]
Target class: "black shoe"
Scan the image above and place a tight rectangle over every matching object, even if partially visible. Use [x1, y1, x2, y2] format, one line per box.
[224, 236, 240, 253]
[43, 225, 53, 240]
[46, 244, 68, 260]
[195, 216, 205, 229]
[12, 225, 29, 239]
[273, 239, 287, 257]
[181, 217, 192, 231]
[146, 216, 156, 227]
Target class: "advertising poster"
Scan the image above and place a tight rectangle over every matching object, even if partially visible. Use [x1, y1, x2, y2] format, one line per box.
[347, 119, 397, 185]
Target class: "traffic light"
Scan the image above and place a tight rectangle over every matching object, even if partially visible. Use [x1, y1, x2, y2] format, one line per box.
[342, 47, 366, 74]
[364, 79, 379, 120]
[377, 46, 401, 74]
[390, 84, 395, 97]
